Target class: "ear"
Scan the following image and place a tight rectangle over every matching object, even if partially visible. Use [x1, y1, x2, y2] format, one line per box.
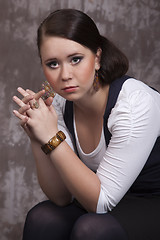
[95, 48, 102, 70]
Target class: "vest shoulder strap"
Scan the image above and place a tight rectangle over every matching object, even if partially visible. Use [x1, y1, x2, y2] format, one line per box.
[103, 75, 130, 147]
[63, 100, 79, 154]
[64, 75, 131, 152]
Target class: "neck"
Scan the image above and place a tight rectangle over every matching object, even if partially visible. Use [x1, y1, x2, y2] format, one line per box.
[74, 85, 109, 116]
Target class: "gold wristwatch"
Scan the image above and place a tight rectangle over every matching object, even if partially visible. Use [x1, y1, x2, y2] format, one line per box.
[41, 131, 66, 154]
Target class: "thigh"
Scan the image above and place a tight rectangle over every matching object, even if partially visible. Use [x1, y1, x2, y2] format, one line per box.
[110, 194, 160, 240]
[23, 200, 87, 240]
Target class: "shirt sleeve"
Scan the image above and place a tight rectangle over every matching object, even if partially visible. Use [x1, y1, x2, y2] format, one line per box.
[52, 94, 75, 151]
[96, 89, 160, 213]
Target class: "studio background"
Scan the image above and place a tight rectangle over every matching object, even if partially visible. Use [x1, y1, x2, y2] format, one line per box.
[0, 0, 159, 239]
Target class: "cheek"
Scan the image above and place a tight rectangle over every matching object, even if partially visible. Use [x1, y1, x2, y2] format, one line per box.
[80, 60, 95, 83]
[43, 70, 52, 80]
[43, 68, 57, 88]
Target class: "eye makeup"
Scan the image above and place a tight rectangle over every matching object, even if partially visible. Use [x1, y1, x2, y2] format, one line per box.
[71, 56, 83, 65]
[46, 60, 59, 69]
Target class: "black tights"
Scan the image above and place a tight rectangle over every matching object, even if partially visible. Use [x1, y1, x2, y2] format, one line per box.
[22, 200, 128, 240]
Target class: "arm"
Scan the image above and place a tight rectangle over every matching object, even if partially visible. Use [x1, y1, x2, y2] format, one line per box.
[96, 89, 160, 213]
[41, 94, 102, 212]
[31, 101, 101, 212]
[48, 141, 101, 212]
[13, 91, 101, 212]
[13, 88, 72, 206]
[31, 140, 72, 206]
[14, 87, 159, 213]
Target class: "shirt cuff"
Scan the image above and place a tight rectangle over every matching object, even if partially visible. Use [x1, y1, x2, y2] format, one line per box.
[96, 187, 108, 214]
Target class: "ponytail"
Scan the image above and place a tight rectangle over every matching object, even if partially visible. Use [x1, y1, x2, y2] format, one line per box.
[99, 36, 129, 85]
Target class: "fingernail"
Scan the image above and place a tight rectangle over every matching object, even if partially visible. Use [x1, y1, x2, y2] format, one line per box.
[13, 96, 17, 100]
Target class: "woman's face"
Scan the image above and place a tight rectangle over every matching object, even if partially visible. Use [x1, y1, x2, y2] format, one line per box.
[40, 36, 101, 101]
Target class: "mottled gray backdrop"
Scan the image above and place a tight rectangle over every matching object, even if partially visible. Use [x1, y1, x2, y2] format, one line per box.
[0, 0, 159, 239]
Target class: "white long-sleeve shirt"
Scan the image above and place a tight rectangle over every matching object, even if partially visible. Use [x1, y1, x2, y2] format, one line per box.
[53, 78, 160, 213]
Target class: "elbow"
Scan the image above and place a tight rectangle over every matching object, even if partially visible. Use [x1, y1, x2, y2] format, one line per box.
[82, 199, 98, 213]
[87, 201, 98, 213]
[49, 195, 72, 207]
[55, 199, 71, 207]
[87, 206, 97, 213]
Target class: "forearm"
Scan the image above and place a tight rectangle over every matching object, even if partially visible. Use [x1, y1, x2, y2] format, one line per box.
[13, 89, 101, 211]
[31, 140, 72, 206]
[49, 140, 101, 212]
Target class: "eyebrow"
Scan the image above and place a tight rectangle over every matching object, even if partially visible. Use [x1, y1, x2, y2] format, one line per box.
[67, 52, 83, 58]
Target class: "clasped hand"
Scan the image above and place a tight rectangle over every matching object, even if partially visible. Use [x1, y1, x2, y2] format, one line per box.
[13, 87, 58, 144]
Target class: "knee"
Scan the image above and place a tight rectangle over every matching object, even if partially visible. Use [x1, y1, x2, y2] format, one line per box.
[70, 213, 128, 240]
[24, 200, 56, 229]
[23, 200, 67, 239]
[70, 214, 96, 240]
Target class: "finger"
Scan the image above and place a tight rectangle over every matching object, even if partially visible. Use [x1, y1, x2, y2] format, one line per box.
[44, 96, 53, 106]
[13, 95, 26, 108]
[37, 97, 46, 107]
[34, 90, 45, 100]
[21, 122, 29, 133]
[13, 110, 29, 121]
[26, 89, 45, 99]
[30, 100, 39, 109]
[21, 122, 32, 137]
[19, 104, 31, 114]
[17, 87, 30, 97]
[20, 119, 29, 128]
[21, 94, 34, 104]
[26, 89, 35, 96]
[26, 89, 45, 101]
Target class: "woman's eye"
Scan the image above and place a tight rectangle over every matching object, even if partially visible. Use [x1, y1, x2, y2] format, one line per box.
[46, 61, 59, 69]
[71, 56, 83, 65]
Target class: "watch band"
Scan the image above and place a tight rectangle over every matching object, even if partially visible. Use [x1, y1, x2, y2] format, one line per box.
[41, 131, 66, 154]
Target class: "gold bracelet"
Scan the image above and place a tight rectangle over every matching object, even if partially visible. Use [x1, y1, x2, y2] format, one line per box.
[41, 131, 66, 154]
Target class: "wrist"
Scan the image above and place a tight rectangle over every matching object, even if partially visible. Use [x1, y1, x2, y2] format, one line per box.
[40, 128, 59, 145]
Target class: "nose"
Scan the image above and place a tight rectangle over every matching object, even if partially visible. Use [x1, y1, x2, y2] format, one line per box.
[61, 64, 72, 81]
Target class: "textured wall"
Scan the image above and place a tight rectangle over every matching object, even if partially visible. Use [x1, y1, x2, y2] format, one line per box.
[0, 0, 159, 239]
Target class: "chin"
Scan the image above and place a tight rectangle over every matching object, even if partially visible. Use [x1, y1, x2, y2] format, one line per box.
[64, 94, 80, 102]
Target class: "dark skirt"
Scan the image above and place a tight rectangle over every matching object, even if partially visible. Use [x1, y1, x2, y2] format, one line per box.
[110, 193, 160, 240]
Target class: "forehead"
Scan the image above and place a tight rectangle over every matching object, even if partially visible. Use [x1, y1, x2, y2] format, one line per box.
[40, 36, 92, 59]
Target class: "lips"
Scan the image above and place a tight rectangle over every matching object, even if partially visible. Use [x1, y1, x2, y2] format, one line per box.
[62, 86, 78, 93]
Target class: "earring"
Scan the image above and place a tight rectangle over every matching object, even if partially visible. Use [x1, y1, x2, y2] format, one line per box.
[93, 70, 100, 91]
[41, 81, 56, 100]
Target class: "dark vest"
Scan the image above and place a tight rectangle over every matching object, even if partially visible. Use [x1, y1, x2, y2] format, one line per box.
[64, 76, 160, 196]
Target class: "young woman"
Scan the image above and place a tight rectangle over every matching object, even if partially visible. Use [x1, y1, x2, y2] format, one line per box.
[13, 9, 160, 240]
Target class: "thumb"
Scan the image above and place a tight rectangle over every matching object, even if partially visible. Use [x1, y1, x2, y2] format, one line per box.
[48, 104, 57, 115]
[44, 97, 54, 106]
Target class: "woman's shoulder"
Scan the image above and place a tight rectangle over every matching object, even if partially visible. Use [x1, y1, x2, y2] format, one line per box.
[119, 78, 160, 107]
[119, 77, 159, 105]
[108, 78, 160, 135]
[122, 78, 159, 97]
